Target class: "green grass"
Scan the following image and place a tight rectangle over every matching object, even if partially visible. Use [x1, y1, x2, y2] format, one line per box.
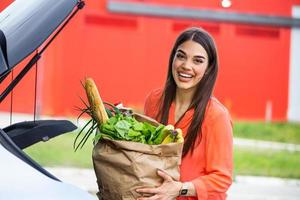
[24, 132, 94, 168]
[234, 121, 300, 144]
[234, 148, 300, 179]
[24, 130, 300, 179]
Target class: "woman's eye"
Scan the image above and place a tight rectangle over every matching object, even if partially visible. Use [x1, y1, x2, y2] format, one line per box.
[176, 53, 185, 59]
[194, 59, 204, 64]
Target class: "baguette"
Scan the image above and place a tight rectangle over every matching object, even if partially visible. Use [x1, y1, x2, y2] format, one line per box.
[84, 78, 109, 124]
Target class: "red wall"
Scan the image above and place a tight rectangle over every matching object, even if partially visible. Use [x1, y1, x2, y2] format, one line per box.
[1, 0, 300, 121]
[0, 0, 12, 11]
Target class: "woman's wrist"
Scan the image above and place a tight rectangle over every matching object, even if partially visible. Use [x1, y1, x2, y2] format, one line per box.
[178, 182, 196, 197]
[174, 181, 183, 197]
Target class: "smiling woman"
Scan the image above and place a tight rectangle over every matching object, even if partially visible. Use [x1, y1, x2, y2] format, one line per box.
[142, 27, 233, 200]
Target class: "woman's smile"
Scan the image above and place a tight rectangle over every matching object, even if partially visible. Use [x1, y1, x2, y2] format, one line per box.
[177, 72, 194, 82]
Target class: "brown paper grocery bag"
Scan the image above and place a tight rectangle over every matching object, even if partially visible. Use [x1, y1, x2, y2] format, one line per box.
[92, 129, 183, 200]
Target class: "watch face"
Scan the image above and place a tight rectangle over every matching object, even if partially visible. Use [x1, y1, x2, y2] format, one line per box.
[180, 189, 188, 195]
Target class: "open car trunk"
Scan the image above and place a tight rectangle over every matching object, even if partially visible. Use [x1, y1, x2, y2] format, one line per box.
[0, 0, 84, 180]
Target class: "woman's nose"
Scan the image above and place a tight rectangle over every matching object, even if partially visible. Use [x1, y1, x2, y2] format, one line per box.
[181, 60, 193, 70]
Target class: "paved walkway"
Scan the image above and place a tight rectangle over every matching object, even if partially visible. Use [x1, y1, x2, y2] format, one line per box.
[234, 138, 300, 152]
[46, 167, 300, 200]
[229, 176, 300, 200]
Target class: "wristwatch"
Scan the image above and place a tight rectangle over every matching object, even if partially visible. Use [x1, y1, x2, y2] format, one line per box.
[179, 182, 189, 196]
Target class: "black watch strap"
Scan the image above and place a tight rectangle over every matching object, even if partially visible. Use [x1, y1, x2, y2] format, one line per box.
[179, 182, 189, 196]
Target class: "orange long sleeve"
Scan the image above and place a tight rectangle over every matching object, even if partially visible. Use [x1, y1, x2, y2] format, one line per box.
[191, 112, 233, 199]
[144, 88, 233, 200]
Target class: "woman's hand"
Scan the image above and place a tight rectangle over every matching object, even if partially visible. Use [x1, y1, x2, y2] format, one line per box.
[136, 170, 182, 200]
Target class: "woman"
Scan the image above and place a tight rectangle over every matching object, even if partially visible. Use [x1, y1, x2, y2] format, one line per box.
[137, 27, 233, 200]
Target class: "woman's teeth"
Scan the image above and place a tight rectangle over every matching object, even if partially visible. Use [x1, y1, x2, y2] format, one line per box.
[178, 72, 193, 78]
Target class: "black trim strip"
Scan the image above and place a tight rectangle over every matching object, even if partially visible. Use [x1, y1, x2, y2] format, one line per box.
[0, 29, 9, 66]
[108, 1, 300, 28]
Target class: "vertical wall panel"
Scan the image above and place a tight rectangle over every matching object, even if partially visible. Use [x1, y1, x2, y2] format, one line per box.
[288, 6, 300, 122]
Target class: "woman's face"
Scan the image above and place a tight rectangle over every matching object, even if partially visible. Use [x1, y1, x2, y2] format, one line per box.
[172, 40, 209, 92]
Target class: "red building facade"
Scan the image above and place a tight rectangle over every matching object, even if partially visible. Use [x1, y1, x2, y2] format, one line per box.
[1, 0, 300, 121]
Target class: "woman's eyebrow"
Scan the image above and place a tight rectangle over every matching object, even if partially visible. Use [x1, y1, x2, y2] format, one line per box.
[177, 49, 206, 59]
[194, 55, 206, 59]
[177, 49, 186, 55]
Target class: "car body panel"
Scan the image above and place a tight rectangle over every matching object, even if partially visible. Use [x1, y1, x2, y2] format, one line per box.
[0, 144, 95, 200]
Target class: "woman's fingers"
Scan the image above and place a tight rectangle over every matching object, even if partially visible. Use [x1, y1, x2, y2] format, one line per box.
[157, 169, 173, 182]
[136, 170, 175, 200]
[136, 187, 159, 194]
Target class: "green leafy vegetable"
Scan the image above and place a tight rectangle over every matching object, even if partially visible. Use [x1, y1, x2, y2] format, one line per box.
[74, 101, 174, 150]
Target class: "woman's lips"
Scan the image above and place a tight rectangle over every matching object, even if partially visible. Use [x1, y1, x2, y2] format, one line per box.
[177, 72, 193, 82]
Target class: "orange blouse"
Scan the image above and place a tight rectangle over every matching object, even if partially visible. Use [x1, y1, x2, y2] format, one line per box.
[144, 88, 233, 200]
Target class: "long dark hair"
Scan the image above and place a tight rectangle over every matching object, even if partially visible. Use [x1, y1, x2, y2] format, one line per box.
[157, 27, 218, 157]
